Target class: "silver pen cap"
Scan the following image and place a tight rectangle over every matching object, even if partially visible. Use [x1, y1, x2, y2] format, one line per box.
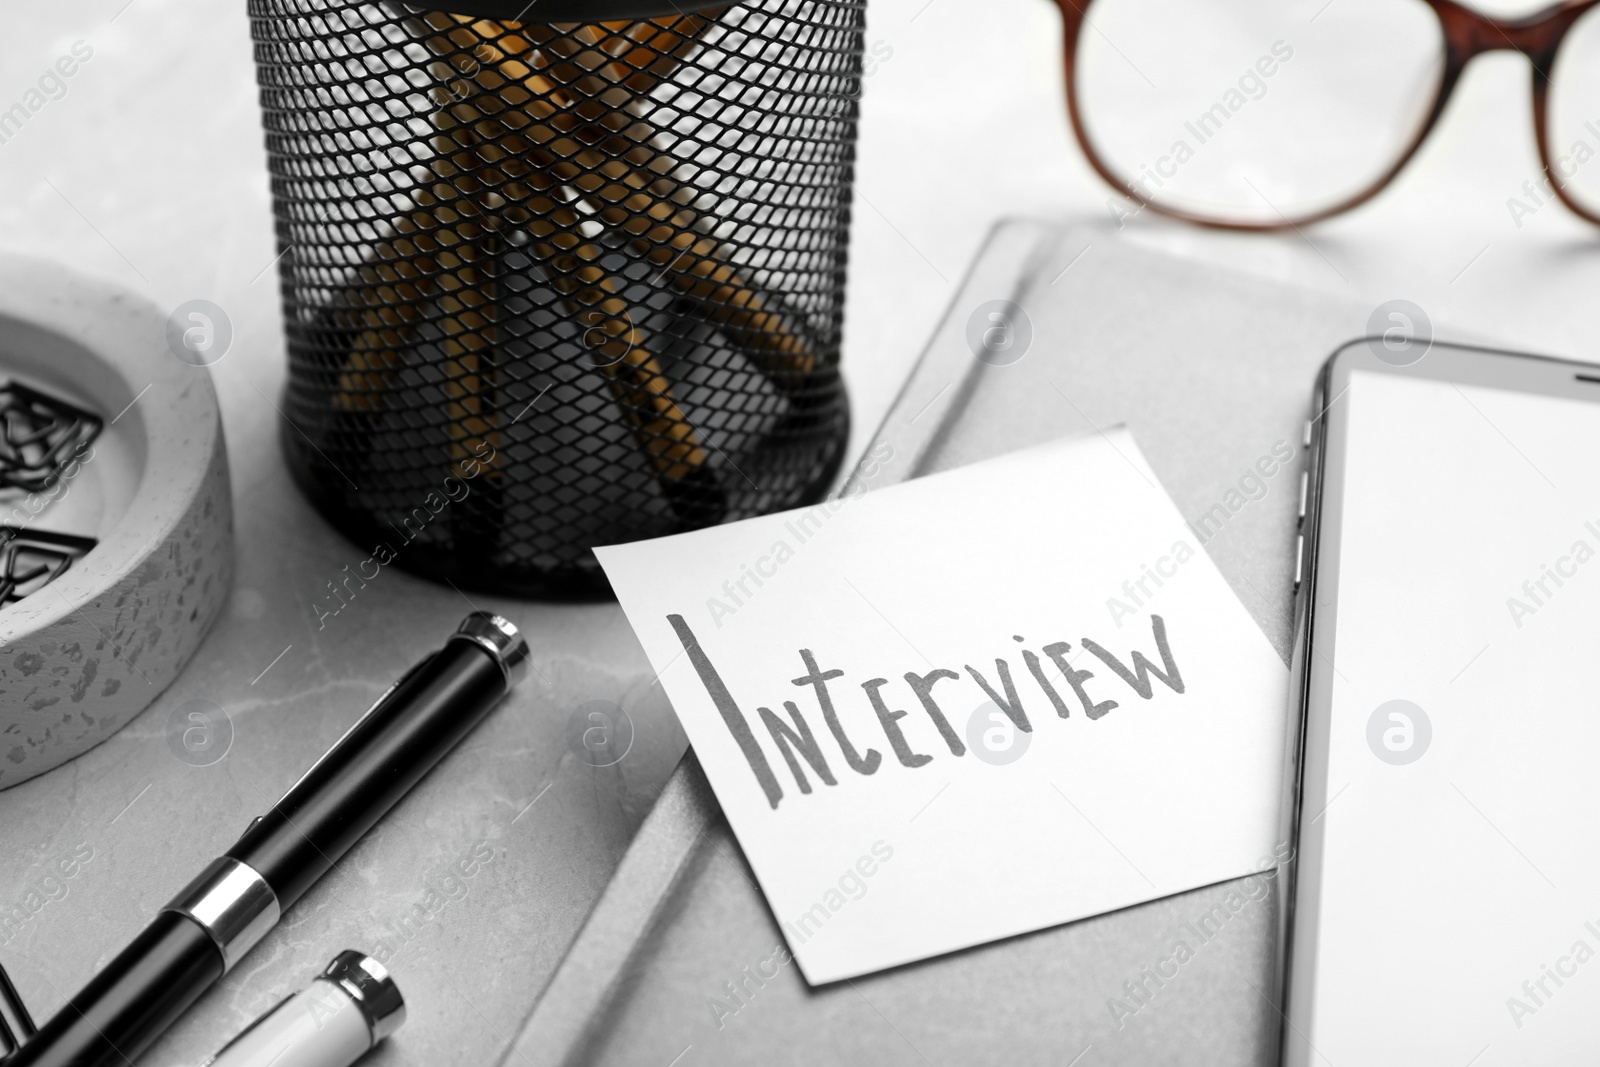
[453, 613, 531, 690]
[322, 951, 406, 1044]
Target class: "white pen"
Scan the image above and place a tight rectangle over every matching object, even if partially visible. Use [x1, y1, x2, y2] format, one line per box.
[202, 952, 404, 1067]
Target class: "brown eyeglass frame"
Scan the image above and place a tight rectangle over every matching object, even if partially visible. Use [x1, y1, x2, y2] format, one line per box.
[1054, 0, 1600, 230]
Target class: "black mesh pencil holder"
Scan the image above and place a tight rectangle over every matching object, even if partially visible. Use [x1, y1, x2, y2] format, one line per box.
[250, 0, 861, 596]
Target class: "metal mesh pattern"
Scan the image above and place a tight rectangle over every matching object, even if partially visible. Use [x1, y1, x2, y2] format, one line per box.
[250, 0, 861, 595]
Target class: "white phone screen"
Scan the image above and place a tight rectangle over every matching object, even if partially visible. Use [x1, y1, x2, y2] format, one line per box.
[1291, 367, 1600, 1065]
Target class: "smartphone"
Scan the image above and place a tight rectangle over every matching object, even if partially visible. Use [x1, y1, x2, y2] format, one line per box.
[1280, 338, 1600, 1065]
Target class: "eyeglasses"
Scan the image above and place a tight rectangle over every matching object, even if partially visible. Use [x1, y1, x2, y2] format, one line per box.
[1053, 0, 1600, 230]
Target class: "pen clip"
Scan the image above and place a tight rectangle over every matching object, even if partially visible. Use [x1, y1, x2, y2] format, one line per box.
[271, 651, 438, 807]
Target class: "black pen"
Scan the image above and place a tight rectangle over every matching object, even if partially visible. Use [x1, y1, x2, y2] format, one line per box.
[7, 613, 529, 1067]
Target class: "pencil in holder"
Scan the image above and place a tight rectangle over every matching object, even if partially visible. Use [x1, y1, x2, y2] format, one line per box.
[251, 0, 862, 595]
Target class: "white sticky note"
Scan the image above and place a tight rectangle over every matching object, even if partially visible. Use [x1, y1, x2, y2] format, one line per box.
[596, 429, 1289, 984]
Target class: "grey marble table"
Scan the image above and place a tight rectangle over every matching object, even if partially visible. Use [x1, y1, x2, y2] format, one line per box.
[0, 360, 688, 1066]
[3, 1, 1600, 1065]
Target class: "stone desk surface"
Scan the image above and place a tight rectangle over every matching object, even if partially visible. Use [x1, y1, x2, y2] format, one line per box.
[3, 0, 1600, 1064]
[0, 406, 691, 1065]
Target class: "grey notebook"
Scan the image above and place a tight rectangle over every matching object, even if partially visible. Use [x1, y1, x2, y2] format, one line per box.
[496, 220, 1463, 1067]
